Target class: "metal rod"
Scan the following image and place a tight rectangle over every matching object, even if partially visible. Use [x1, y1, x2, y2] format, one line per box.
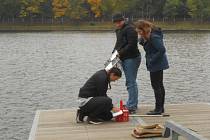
[129, 114, 170, 117]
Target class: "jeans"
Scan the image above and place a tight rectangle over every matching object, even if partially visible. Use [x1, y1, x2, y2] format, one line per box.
[150, 70, 165, 110]
[121, 56, 141, 110]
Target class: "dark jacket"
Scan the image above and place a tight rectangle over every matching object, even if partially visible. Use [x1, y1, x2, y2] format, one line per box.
[113, 23, 140, 61]
[79, 70, 109, 98]
[139, 28, 169, 72]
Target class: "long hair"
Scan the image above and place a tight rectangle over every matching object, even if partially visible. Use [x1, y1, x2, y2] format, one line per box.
[135, 20, 155, 34]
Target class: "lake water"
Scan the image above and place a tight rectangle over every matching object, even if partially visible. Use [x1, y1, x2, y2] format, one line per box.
[0, 31, 210, 140]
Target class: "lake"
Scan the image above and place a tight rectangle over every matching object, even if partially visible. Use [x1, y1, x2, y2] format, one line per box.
[0, 31, 210, 140]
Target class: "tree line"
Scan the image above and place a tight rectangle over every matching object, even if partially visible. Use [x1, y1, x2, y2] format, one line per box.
[0, 0, 210, 22]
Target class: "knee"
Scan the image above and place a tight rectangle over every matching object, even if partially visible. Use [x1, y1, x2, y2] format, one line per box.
[103, 97, 113, 109]
[126, 81, 137, 88]
[98, 97, 112, 105]
[104, 97, 112, 105]
[151, 80, 159, 87]
[160, 83, 164, 88]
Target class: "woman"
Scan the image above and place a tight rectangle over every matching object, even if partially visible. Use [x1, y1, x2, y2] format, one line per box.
[136, 20, 169, 115]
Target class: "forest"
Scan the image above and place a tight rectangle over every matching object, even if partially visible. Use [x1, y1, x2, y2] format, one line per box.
[0, 0, 210, 23]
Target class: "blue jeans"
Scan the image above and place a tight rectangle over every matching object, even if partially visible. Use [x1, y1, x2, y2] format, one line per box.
[121, 56, 141, 110]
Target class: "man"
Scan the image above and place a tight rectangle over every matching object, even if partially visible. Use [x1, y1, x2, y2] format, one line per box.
[76, 67, 122, 124]
[112, 13, 141, 114]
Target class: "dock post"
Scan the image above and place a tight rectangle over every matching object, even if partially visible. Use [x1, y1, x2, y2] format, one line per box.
[172, 131, 179, 140]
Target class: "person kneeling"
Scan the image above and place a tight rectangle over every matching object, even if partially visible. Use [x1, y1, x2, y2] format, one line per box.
[76, 67, 122, 124]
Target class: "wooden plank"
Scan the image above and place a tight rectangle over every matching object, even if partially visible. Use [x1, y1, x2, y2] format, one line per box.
[30, 103, 210, 140]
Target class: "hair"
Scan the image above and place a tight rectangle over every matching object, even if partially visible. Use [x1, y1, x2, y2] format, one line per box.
[135, 20, 155, 34]
[109, 67, 122, 77]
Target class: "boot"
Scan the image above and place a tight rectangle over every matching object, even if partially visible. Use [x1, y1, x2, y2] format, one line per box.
[149, 108, 164, 113]
[147, 108, 164, 115]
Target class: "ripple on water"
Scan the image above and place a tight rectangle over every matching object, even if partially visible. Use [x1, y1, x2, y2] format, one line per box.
[0, 31, 210, 140]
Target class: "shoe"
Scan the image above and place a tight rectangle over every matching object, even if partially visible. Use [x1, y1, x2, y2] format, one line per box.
[146, 109, 163, 115]
[87, 117, 103, 125]
[129, 109, 137, 114]
[149, 108, 164, 113]
[76, 109, 85, 123]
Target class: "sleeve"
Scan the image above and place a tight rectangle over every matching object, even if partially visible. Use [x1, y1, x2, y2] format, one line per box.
[118, 28, 138, 56]
[112, 30, 119, 53]
[112, 41, 117, 53]
[150, 35, 166, 64]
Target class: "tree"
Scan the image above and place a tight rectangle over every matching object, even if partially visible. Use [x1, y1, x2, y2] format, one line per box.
[65, 0, 88, 20]
[163, 0, 180, 18]
[52, 0, 69, 18]
[187, 0, 210, 20]
[100, 0, 130, 18]
[150, 0, 166, 17]
[87, 0, 102, 18]
[40, 0, 53, 18]
[177, 0, 189, 18]
[0, 0, 209, 22]
[0, 0, 21, 19]
[19, 0, 47, 18]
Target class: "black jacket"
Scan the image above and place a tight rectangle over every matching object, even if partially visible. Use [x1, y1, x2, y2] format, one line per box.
[79, 70, 109, 98]
[113, 23, 140, 61]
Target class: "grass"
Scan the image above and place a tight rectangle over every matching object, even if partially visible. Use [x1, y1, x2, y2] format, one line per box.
[0, 21, 210, 31]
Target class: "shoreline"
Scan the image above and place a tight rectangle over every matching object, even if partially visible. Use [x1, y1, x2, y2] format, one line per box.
[1, 28, 210, 32]
[0, 22, 210, 32]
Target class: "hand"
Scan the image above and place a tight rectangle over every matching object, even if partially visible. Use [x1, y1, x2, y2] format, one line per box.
[116, 54, 120, 58]
[112, 107, 121, 112]
[116, 51, 120, 58]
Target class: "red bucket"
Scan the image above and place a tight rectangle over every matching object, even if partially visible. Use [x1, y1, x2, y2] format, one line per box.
[115, 100, 129, 122]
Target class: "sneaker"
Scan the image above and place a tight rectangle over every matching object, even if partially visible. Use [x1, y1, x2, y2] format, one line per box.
[76, 109, 85, 123]
[87, 117, 103, 125]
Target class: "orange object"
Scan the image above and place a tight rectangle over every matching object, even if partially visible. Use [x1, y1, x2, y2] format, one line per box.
[115, 100, 129, 122]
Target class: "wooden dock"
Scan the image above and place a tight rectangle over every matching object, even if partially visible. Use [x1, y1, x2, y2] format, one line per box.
[28, 103, 210, 140]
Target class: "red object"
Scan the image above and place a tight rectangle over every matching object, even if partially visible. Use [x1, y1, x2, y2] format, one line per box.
[115, 100, 129, 122]
[120, 100, 123, 109]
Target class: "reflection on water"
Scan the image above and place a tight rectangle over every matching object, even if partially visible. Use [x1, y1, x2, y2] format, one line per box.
[0, 31, 210, 140]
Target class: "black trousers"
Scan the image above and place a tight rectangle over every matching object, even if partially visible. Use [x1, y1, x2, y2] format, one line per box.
[150, 70, 165, 110]
[80, 96, 113, 121]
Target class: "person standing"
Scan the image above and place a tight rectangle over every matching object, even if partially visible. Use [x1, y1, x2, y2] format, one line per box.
[136, 20, 169, 115]
[112, 13, 141, 114]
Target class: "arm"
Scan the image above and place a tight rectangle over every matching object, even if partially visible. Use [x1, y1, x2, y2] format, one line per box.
[150, 35, 166, 64]
[112, 42, 117, 53]
[112, 30, 119, 53]
[118, 28, 138, 56]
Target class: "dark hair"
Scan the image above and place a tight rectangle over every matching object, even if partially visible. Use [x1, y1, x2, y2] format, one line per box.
[109, 67, 122, 77]
[112, 13, 125, 22]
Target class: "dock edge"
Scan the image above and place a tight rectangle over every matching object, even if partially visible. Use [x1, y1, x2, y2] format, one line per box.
[28, 110, 41, 140]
